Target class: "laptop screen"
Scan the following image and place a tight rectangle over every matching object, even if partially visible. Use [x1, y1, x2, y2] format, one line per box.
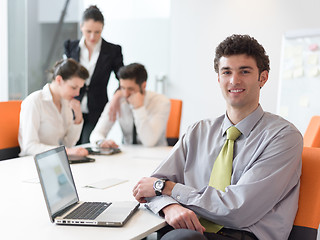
[35, 146, 79, 219]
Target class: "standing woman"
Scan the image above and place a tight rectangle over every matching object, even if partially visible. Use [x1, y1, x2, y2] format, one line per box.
[64, 5, 124, 144]
[19, 58, 89, 156]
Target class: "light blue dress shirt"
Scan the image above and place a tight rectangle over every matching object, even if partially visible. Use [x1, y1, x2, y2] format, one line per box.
[147, 105, 303, 240]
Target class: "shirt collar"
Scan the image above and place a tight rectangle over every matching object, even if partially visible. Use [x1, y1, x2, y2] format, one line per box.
[79, 36, 102, 53]
[42, 83, 53, 101]
[222, 105, 264, 138]
[42, 83, 69, 107]
[79, 36, 85, 48]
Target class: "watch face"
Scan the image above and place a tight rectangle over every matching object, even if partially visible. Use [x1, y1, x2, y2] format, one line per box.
[155, 180, 164, 190]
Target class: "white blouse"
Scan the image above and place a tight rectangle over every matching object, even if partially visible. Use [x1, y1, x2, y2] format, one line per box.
[18, 84, 83, 156]
[78, 36, 102, 113]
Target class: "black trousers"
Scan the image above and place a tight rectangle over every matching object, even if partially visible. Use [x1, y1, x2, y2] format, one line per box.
[77, 113, 96, 145]
[159, 226, 258, 240]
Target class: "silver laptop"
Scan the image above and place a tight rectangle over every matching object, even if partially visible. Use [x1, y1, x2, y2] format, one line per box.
[34, 146, 139, 227]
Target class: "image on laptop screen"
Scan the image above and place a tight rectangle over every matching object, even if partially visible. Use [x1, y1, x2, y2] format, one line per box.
[36, 147, 78, 217]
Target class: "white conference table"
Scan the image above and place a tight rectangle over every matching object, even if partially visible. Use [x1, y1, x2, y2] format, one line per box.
[0, 145, 172, 240]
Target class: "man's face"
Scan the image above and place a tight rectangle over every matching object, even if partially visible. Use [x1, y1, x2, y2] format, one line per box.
[218, 54, 268, 112]
[120, 79, 144, 100]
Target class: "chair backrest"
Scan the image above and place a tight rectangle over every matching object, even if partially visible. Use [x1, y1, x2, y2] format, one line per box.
[288, 147, 320, 240]
[0, 100, 22, 160]
[166, 99, 182, 146]
[303, 116, 320, 147]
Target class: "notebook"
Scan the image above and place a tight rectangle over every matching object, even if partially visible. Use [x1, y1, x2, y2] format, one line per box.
[34, 146, 139, 227]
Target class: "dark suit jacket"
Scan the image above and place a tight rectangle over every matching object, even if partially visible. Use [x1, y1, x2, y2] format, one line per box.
[64, 38, 124, 125]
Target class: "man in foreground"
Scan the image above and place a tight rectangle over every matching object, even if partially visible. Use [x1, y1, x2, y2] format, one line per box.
[133, 35, 303, 240]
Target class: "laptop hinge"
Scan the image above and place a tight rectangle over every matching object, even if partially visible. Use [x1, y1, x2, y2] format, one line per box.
[52, 202, 79, 219]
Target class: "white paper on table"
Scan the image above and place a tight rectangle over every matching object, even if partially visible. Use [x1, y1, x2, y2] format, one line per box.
[84, 178, 128, 189]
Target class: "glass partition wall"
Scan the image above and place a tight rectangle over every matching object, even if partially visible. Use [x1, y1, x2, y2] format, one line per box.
[7, 0, 79, 100]
[8, 0, 27, 99]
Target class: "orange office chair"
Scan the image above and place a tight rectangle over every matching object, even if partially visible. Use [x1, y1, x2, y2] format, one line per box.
[0, 100, 22, 160]
[288, 147, 320, 240]
[303, 116, 320, 147]
[166, 99, 182, 146]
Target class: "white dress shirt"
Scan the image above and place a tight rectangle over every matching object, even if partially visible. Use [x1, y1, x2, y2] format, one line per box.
[146, 105, 303, 240]
[90, 91, 171, 147]
[18, 84, 83, 156]
[78, 36, 102, 113]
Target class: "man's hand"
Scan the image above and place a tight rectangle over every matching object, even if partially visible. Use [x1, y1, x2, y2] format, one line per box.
[66, 147, 89, 156]
[108, 90, 122, 122]
[99, 139, 119, 148]
[133, 177, 158, 203]
[127, 92, 144, 109]
[162, 204, 206, 234]
[133, 177, 176, 203]
[69, 99, 82, 124]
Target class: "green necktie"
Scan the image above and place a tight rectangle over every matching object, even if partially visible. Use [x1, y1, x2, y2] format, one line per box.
[200, 126, 242, 233]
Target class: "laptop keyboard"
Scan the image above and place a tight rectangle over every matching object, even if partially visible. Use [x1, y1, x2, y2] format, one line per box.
[65, 202, 111, 220]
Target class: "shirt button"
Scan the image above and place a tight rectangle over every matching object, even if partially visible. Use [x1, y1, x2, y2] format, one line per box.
[177, 195, 181, 200]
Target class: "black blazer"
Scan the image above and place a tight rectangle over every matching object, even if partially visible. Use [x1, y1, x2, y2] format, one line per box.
[64, 38, 124, 124]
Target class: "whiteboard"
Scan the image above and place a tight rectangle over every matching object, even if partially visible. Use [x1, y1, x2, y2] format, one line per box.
[277, 28, 320, 135]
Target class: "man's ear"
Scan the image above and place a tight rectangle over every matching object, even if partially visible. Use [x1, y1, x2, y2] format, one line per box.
[217, 74, 221, 84]
[141, 81, 147, 94]
[259, 70, 268, 88]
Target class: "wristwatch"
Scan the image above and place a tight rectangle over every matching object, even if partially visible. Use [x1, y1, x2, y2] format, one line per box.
[153, 178, 169, 196]
[96, 140, 104, 147]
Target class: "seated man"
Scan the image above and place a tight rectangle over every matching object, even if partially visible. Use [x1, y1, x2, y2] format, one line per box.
[133, 35, 303, 240]
[90, 63, 171, 148]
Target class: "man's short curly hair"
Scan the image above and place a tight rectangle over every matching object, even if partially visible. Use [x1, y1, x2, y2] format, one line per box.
[214, 34, 270, 74]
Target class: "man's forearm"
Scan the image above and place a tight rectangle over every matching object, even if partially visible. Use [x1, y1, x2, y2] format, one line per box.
[162, 181, 176, 196]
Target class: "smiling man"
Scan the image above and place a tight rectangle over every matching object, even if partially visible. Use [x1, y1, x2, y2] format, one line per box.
[89, 63, 171, 148]
[133, 35, 303, 240]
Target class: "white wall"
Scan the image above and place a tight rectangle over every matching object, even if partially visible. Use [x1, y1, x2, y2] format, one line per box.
[169, 0, 320, 135]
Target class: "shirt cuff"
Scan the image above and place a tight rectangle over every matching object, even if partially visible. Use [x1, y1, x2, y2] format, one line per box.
[171, 183, 195, 204]
[96, 140, 104, 147]
[146, 195, 179, 214]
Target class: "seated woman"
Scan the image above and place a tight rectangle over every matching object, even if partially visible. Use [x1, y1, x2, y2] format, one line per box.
[19, 58, 89, 156]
